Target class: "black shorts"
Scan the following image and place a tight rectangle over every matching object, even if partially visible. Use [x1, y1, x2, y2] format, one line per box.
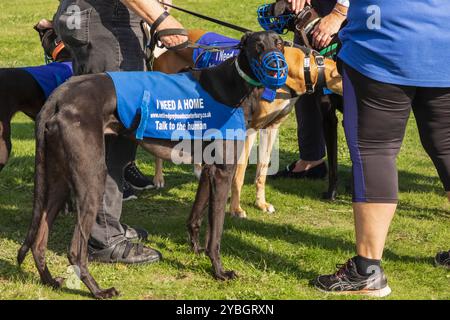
[343, 63, 450, 203]
[54, 0, 147, 75]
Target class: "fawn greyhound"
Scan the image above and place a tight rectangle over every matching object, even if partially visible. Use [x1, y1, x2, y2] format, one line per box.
[17, 31, 302, 299]
[153, 29, 342, 218]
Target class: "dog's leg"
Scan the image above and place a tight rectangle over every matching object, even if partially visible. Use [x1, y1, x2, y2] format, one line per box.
[187, 164, 211, 254]
[230, 129, 257, 218]
[322, 97, 338, 200]
[29, 118, 70, 289]
[206, 163, 237, 280]
[0, 119, 12, 171]
[31, 177, 69, 289]
[255, 127, 279, 213]
[153, 157, 165, 188]
[57, 116, 119, 299]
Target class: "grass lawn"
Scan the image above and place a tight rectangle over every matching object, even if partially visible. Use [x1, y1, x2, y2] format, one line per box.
[0, 0, 448, 300]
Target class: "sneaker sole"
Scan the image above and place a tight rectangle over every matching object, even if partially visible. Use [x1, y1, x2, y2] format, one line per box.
[127, 183, 156, 191]
[123, 195, 138, 201]
[315, 284, 392, 298]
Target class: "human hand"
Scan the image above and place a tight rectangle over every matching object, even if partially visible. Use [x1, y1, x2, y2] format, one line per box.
[286, 0, 311, 14]
[157, 15, 188, 49]
[311, 11, 345, 49]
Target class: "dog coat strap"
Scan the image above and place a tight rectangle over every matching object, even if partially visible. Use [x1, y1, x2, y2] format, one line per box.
[302, 47, 314, 94]
[313, 53, 326, 90]
[135, 90, 151, 140]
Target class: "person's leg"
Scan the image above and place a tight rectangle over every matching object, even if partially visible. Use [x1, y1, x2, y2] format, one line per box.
[410, 87, 450, 269]
[272, 93, 328, 179]
[412, 87, 450, 193]
[294, 93, 326, 172]
[54, 0, 159, 263]
[271, 32, 327, 179]
[314, 64, 415, 296]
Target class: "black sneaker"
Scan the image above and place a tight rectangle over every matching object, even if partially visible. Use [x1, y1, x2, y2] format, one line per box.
[123, 181, 138, 201]
[88, 239, 162, 264]
[270, 161, 327, 180]
[313, 258, 392, 297]
[434, 250, 450, 269]
[124, 162, 155, 190]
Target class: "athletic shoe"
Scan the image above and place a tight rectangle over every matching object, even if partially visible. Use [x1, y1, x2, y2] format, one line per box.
[124, 162, 155, 190]
[88, 239, 162, 264]
[270, 161, 327, 179]
[434, 250, 450, 269]
[123, 181, 138, 201]
[313, 258, 392, 297]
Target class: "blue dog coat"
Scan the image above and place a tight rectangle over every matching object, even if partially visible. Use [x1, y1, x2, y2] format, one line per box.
[22, 62, 73, 99]
[108, 71, 246, 141]
[192, 32, 240, 69]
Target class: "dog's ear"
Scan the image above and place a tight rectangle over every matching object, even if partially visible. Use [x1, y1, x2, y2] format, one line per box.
[240, 31, 253, 47]
[34, 19, 53, 31]
[273, 0, 290, 16]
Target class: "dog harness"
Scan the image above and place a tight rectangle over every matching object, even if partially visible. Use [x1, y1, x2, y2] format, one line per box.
[108, 71, 246, 141]
[22, 62, 73, 98]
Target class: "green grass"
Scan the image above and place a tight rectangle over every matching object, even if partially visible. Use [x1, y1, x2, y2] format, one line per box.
[0, 0, 449, 300]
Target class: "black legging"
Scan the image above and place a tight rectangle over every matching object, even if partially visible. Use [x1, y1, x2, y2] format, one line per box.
[343, 63, 450, 203]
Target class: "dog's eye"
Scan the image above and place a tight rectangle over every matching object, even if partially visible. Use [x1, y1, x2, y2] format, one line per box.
[275, 39, 284, 52]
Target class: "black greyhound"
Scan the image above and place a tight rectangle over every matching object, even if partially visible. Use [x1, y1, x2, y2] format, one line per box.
[0, 19, 71, 171]
[17, 31, 287, 299]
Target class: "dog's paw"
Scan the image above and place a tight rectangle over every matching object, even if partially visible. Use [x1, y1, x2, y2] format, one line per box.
[190, 242, 205, 255]
[153, 176, 165, 189]
[215, 270, 238, 281]
[229, 207, 247, 219]
[256, 201, 276, 214]
[94, 287, 120, 299]
[51, 277, 65, 289]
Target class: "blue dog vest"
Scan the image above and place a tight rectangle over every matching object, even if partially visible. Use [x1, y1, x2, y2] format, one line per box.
[108, 71, 246, 141]
[192, 32, 240, 69]
[22, 62, 73, 98]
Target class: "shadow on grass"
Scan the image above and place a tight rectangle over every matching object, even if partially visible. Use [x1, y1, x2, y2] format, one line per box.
[0, 125, 446, 291]
[268, 149, 445, 199]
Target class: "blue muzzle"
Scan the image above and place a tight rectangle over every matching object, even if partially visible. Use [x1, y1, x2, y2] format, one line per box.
[250, 50, 288, 90]
[257, 4, 296, 34]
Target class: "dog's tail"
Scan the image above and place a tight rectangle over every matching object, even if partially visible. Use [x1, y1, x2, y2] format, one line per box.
[17, 98, 57, 266]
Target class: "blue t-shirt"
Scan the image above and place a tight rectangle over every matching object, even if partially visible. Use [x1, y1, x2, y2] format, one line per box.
[339, 0, 450, 87]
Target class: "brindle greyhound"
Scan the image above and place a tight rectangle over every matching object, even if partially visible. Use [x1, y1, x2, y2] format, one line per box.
[0, 19, 71, 172]
[17, 31, 295, 299]
[153, 29, 342, 218]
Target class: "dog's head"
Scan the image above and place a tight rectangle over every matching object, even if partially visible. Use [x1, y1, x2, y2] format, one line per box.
[239, 31, 288, 90]
[284, 46, 342, 96]
[257, 1, 297, 34]
[34, 19, 71, 62]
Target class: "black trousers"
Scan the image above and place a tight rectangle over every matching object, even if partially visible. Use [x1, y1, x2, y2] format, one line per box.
[54, 0, 146, 247]
[343, 64, 450, 203]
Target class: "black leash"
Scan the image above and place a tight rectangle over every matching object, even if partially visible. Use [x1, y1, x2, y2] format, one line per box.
[159, 2, 252, 33]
